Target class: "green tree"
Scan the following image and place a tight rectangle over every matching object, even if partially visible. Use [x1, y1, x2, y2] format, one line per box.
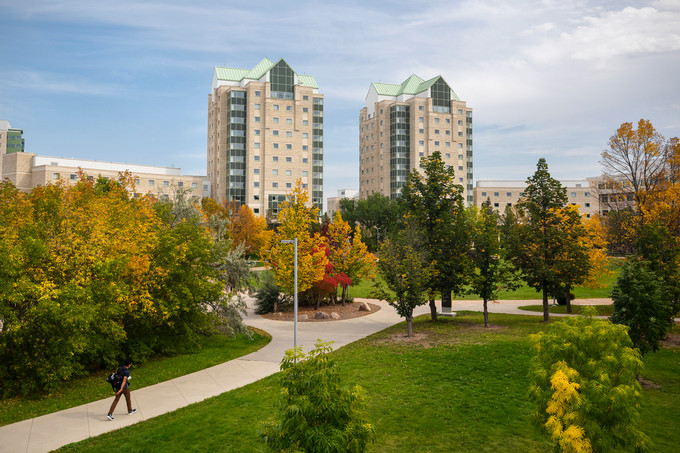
[375, 230, 433, 337]
[529, 310, 647, 452]
[515, 158, 568, 322]
[470, 202, 521, 327]
[262, 340, 375, 453]
[610, 259, 675, 355]
[339, 192, 402, 252]
[401, 151, 472, 321]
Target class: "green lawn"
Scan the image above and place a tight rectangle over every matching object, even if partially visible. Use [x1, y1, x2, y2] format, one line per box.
[58, 313, 678, 452]
[517, 304, 615, 316]
[0, 330, 270, 427]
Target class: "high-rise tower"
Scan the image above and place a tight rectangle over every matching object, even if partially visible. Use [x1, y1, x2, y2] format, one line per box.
[359, 75, 472, 203]
[208, 58, 323, 216]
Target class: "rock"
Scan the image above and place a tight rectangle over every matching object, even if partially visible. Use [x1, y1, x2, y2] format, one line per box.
[358, 302, 372, 312]
[274, 312, 282, 317]
[315, 311, 331, 319]
[330, 312, 341, 319]
[298, 314, 308, 321]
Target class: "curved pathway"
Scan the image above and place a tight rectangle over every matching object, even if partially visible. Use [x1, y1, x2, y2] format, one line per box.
[0, 297, 610, 453]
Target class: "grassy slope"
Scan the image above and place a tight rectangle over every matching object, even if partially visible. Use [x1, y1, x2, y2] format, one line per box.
[0, 330, 270, 427]
[59, 313, 678, 453]
[517, 304, 615, 316]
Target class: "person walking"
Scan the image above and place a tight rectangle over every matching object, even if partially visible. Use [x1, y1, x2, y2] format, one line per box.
[107, 358, 137, 420]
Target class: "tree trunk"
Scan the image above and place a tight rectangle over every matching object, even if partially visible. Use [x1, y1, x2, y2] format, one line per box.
[315, 291, 321, 310]
[429, 299, 438, 322]
[406, 314, 413, 337]
[565, 284, 572, 314]
[542, 282, 550, 322]
[341, 285, 347, 307]
[483, 298, 489, 328]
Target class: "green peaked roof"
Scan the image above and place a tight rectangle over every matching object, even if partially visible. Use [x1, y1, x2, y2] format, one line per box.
[371, 74, 460, 100]
[214, 58, 318, 88]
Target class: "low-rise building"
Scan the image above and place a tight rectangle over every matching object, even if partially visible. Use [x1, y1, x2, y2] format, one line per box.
[326, 189, 359, 218]
[2, 152, 210, 201]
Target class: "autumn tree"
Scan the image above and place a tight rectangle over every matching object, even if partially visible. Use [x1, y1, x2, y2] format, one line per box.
[231, 204, 272, 258]
[515, 158, 568, 322]
[375, 230, 433, 337]
[401, 151, 472, 321]
[529, 309, 647, 452]
[326, 212, 376, 305]
[264, 180, 328, 296]
[470, 202, 521, 327]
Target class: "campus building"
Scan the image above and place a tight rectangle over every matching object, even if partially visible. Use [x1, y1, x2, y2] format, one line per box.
[359, 74, 473, 204]
[473, 178, 602, 218]
[0, 120, 25, 177]
[208, 58, 323, 217]
[2, 152, 210, 201]
[326, 189, 359, 219]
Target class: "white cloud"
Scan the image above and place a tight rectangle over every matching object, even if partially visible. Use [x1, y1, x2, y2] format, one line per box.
[0, 70, 123, 96]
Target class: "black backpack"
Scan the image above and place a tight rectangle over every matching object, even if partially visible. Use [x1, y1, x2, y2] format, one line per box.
[106, 367, 125, 390]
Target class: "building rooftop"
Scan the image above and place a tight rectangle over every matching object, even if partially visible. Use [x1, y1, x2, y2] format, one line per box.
[371, 74, 460, 100]
[214, 58, 318, 88]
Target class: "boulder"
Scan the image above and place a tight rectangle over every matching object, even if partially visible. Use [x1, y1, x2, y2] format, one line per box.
[315, 311, 331, 319]
[358, 301, 372, 312]
[298, 314, 308, 321]
[330, 312, 341, 319]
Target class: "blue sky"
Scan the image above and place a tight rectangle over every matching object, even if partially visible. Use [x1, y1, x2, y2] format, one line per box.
[1, 0, 679, 205]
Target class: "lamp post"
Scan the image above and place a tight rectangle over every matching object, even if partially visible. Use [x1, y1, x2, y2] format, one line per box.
[280, 238, 298, 348]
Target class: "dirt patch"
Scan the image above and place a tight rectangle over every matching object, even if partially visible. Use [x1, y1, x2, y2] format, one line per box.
[638, 378, 661, 389]
[377, 321, 508, 348]
[661, 333, 680, 348]
[261, 302, 381, 322]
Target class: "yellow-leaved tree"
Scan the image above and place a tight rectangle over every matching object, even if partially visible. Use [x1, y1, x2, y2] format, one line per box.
[264, 180, 328, 295]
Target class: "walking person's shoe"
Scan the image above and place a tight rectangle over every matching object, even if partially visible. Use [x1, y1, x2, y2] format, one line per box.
[107, 414, 114, 421]
[128, 409, 137, 415]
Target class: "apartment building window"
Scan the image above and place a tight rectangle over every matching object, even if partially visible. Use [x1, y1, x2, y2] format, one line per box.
[192, 183, 198, 189]
[254, 182, 260, 187]
[445, 153, 451, 158]
[286, 118, 292, 124]
[494, 203, 499, 207]
[435, 118, 440, 124]
[458, 109, 463, 114]
[446, 142, 451, 147]
[254, 195, 260, 201]
[286, 144, 292, 150]
[458, 120, 463, 125]
[419, 105, 424, 110]
[254, 143, 260, 149]
[481, 192, 487, 197]
[149, 180, 155, 186]
[458, 166, 463, 171]
[507, 192, 512, 197]
[302, 157, 308, 163]
[273, 143, 279, 149]
[178, 182, 183, 187]
[273, 117, 279, 123]
[286, 106, 292, 111]
[286, 182, 292, 188]
[303, 132, 308, 138]
[286, 131, 292, 137]
[254, 91, 261, 96]
[254, 103, 261, 110]
[254, 155, 260, 161]
[273, 156, 279, 162]
[419, 117, 424, 123]
[458, 154, 463, 160]
[585, 192, 590, 197]
[585, 203, 591, 208]
[302, 171, 308, 176]
[255, 129, 261, 135]
[571, 192, 576, 197]
[303, 120, 308, 126]
[273, 130, 279, 136]
[286, 156, 292, 162]
[435, 129, 440, 134]
[302, 145, 308, 150]
[272, 182, 278, 188]
[254, 169, 260, 174]
[273, 105, 279, 110]
[255, 116, 260, 122]
[494, 192, 499, 197]
[271, 60, 294, 99]
[273, 169, 278, 175]
[419, 140, 424, 145]
[459, 143, 463, 148]
[70, 174, 77, 181]
[303, 95, 309, 101]
[303, 107, 308, 112]
[286, 170, 292, 176]
[446, 119, 450, 124]
[458, 131, 463, 136]
[445, 130, 451, 135]
[164, 181, 169, 187]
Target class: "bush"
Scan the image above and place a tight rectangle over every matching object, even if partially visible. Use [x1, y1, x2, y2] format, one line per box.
[528, 309, 647, 452]
[261, 340, 375, 453]
[556, 291, 575, 306]
[610, 259, 674, 355]
[254, 272, 291, 314]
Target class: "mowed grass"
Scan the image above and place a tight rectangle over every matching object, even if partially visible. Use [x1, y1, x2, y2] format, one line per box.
[517, 304, 615, 316]
[348, 260, 623, 301]
[58, 313, 679, 452]
[0, 330, 270, 427]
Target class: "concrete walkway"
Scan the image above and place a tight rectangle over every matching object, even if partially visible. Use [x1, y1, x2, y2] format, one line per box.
[0, 297, 610, 453]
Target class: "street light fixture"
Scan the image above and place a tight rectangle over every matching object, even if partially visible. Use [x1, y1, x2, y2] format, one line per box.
[280, 238, 298, 349]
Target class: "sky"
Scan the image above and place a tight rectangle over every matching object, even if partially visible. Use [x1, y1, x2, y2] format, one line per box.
[1, 0, 679, 208]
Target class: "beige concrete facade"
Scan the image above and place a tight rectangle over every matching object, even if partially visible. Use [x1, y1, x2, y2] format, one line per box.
[359, 75, 473, 204]
[208, 59, 323, 217]
[473, 177, 601, 218]
[1, 152, 210, 201]
[326, 189, 359, 219]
